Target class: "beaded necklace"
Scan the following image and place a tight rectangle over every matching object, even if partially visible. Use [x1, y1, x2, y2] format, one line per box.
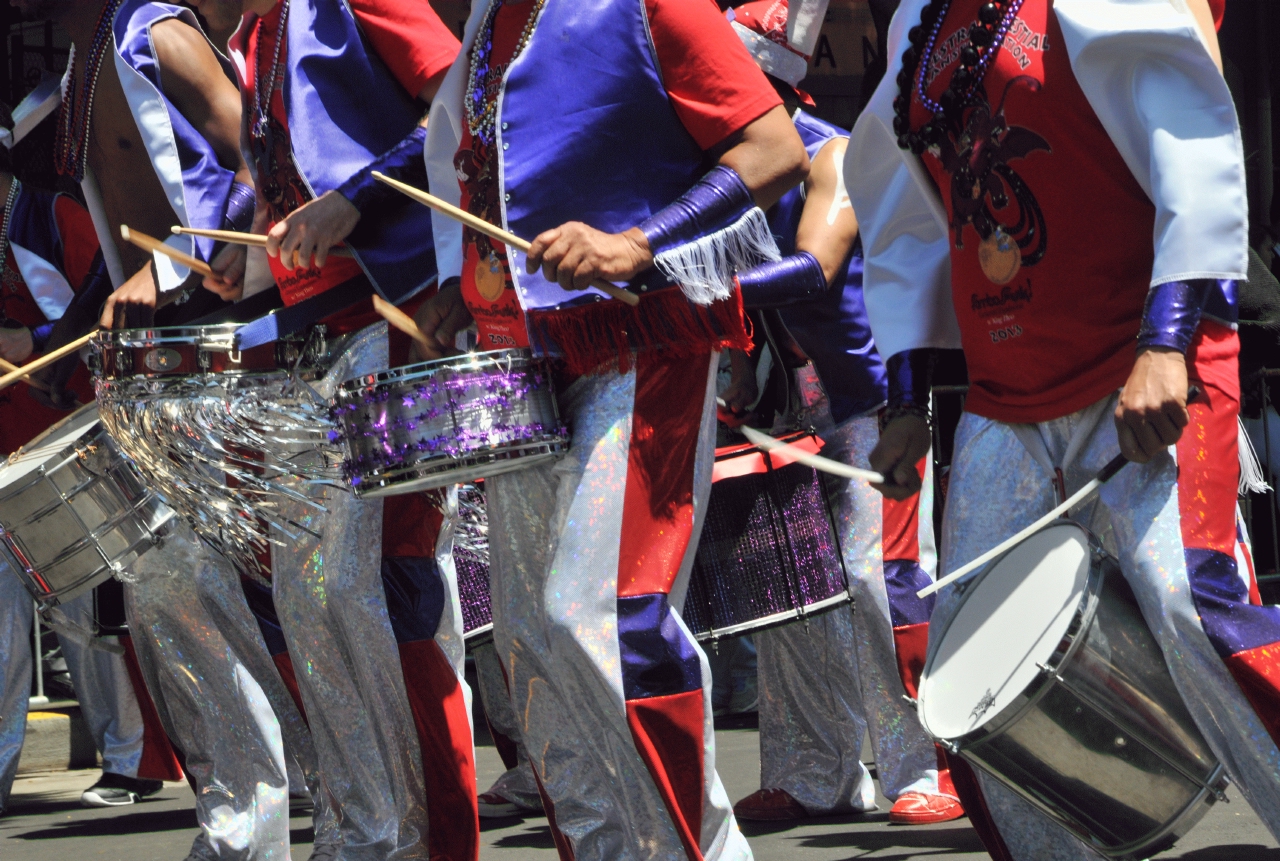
[464, 0, 546, 148]
[251, 0, 290, 144]
[892, 0, 1026, 154]
[55, 0, 123, 182]
[0, 179, 20, 293]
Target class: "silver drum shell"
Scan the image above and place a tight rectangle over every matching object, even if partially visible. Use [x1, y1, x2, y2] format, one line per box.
[0, 405, 176, 608]
[332, 350, 570, 498]
[927, 526, 1227, 859]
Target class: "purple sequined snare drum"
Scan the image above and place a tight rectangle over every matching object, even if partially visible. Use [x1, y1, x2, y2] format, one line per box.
[454, 482, 493, 644]
[332, 350, 569, 498]
[682, 432, 850, 641]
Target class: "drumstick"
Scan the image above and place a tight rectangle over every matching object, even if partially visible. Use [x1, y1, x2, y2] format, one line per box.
[916, 454, 1129, 600]
[170, 226, 356, 259]
[739, 426, 886, 485]
[371, 172, 642, 309]
[0, 356, 49, 391]
[0, 329, 98, 393]
[121, 225, 213, 278]
[371, 295, 434, 355]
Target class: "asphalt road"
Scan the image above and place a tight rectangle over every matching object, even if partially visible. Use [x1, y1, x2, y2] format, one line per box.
[4, 722, 1279, 860]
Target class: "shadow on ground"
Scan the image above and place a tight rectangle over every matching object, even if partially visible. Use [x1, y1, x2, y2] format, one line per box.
[6, 803, 196, 839]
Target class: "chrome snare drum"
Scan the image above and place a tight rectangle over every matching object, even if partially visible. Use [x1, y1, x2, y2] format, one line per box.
[332, 350, 569, 498]
[0, 405, 175, 608]
[682, 432, 850, 641]
[919, 521, 1227, 859]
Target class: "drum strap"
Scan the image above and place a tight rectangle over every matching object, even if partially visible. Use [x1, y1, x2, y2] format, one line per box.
[231, 276, 378, 349]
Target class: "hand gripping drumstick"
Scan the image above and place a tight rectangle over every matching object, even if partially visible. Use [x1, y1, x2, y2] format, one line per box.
[0, 329, 99, 393]
[739, 425, 886, 485]
[370, 172, 642, 308]
[170, 226, 357, 259]
[121, 225, 214, 278]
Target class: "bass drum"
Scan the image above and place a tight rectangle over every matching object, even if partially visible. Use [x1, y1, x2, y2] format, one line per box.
[919, 521, 1227, 859]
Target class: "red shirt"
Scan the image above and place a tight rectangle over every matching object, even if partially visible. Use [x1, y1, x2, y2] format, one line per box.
[0, 194, 100, 454]
[242, 0, 459, 308]
[459, 0, 781, 352]
[908, 0, 1160, 423]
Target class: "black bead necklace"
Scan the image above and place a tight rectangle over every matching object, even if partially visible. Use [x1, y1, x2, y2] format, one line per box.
[892, 0, 1027, 154]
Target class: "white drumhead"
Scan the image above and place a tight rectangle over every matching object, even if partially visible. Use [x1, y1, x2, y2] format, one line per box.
[919, 522, 1092, 740]
[0, 405, 100, 486]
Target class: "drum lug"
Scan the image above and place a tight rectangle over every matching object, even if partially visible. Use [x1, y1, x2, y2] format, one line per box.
[939, 740, 960, 754]
[1036, 661, 1064, 683]
[901, 695, 918, 710]
[115, 349, 134, 376]
[197, 349, 212, 372]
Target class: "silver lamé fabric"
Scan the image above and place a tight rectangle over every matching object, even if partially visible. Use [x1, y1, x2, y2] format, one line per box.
[470, 640, 542, 809]
[268, 324, 430, 861]
[755, 415, 940, 812]
[935, 396, 1280, 861]
[0, 561, 146, 809]
[123, 524, 291, 861]
[486, 355, 751, 861]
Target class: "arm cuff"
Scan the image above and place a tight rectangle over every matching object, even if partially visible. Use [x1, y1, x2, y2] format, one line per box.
[736, 251, 829, 309]
[336, 125, 429, 214]
[886, 349, 935, 410]
[30, 322, 55, 352]
[222, 181, 256, 233]
[1137, 279, 1220, 354]
[638, 165, 755, 255]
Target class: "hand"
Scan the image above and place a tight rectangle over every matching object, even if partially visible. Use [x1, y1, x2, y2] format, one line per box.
[100, 265, 158, 329]
[869, 414, 931, 500]
[410, 280, 473, 362]
[717, 350, 758, 427]
[0, 326, 34, 363]
[204, 243, 247, 301]
[525, 223, 652, 291]
[1115, 347, 1190, 463]
[266, 191, 360, 271]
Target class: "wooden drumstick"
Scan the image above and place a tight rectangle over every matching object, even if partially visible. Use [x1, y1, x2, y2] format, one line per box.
[371, 172, 642, 309]
[0, 329, 99, 394]
[0, 356, 48, 391]
[170, 226, 356, 259]
[371, 294, 436, 356]
[121, 225, 213, 278]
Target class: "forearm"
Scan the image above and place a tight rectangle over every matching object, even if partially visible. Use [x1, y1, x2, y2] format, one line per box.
[883, 349, 937, 428]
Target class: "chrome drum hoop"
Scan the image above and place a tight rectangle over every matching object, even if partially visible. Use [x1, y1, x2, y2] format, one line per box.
[921, 522, 1228, 860]
[0, 406, 176, 609]
[332, 349, 570, 498]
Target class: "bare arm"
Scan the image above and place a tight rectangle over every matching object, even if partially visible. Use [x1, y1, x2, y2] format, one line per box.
[1186, 0, 1223, 73]
[794, 137, 858, 286]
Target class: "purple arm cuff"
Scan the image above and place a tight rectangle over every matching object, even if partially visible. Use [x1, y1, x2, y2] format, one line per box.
[223, 181, 256, 233]
[638, 165, 754, 255]
[1137, 279, 1220, 354]
[336, 125, 429, 213]
[30, 322, 55, 352]
[736, 251, 829, 309]
[886, 349, 935, 410]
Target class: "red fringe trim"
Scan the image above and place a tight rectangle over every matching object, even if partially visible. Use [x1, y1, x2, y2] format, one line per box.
[526, 287, 753, 376]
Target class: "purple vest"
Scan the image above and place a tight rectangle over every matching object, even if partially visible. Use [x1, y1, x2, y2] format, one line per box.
[114, 1, 238, 265]
[774, 111, 886, 423]
[231, 0, 438, 303]
[9, 186, 78, 321]
[497, 0, 707, 316]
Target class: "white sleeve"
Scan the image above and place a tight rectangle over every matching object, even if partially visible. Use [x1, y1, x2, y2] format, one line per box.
[1055, 0, 1248, 286]
[844, 0, 961, 359]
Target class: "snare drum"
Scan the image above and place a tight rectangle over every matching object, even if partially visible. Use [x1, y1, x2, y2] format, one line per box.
[0, 405, 176, 608]
[332, 350, 570, 498]
[681, 432, 849, 641]
[453, 482, 493, 644]
[919, 521, 1227, 859]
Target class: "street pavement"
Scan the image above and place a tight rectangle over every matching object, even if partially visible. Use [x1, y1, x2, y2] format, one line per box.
[4, 721, 1279, 860]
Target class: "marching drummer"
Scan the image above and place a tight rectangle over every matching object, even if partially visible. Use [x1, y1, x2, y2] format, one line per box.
[200, 1, 483, 858]
[725, 0, 963, 827]
[851, 0, 1280, 857]
[418, 0, 807, 856]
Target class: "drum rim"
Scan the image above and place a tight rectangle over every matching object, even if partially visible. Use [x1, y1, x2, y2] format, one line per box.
[350, 439, 571, 497]
[93, 324, 245, 348]
[0, 405, 103, 489]
[334, 348, 545, 395]
[919, 519, 1105, 747]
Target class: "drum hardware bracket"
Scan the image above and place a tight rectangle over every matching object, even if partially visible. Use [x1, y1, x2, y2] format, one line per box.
[902, 695, 918, 710]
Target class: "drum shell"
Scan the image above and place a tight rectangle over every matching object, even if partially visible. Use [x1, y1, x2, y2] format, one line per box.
[943, 547, 1225, 859]
[0, 409, 175, 608]
[333, 351, 570, 497]
[683, 438, 849, 641]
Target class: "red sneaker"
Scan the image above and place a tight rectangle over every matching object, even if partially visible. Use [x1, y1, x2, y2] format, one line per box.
[888, 792, 965, 825]
[733, 788, 810, 822]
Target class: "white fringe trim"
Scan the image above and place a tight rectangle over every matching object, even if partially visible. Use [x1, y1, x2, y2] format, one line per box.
[653, 206, 781, 305]
[1239, 416, 1271, 495]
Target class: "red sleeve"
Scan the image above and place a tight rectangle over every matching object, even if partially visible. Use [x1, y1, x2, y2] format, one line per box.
[53, 194, 100, 289]
[349, 0, 461, 99]
[644, 0, 783, 151]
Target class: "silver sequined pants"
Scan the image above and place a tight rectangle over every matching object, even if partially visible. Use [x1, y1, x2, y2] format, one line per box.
[471, 640, 542, 809]
[487, 353, 751, 861]
[936, 394, 1280, 860]
[124, 524, 291, 861]
[756, 415, 942, 812]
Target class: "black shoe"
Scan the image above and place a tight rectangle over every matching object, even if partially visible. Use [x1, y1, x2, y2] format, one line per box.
[80, 773, 165, 808]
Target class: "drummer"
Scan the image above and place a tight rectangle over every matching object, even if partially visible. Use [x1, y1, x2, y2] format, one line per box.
[199, 1, 481, 858]
[851, 0, 1280, 857]
[0, 104, 176, 813]
[418, 0, 807, 856]
[725, 0, 962, 827]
